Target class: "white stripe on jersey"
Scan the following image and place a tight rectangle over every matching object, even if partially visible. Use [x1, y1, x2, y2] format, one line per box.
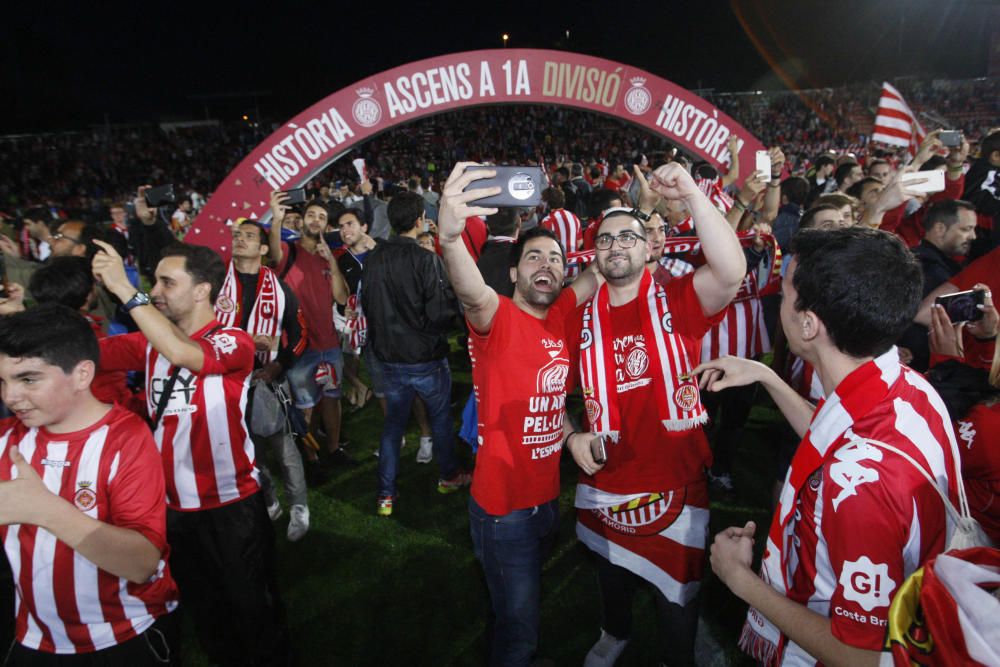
[204, 374, 241, 504]
[32, 440, 71, 650]
[71, 428, 108, 646]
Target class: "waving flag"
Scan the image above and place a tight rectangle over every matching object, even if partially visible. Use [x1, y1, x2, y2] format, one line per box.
[872, 82, 926, 158]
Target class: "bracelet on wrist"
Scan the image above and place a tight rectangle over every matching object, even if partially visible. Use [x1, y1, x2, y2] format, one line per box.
[562, 431, 578, 450]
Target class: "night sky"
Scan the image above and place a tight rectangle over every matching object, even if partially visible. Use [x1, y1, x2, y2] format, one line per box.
[3, 0, 996, 133]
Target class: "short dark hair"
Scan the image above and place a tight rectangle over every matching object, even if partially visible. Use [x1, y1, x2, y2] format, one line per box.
[814, 155, 835, 170]
[781, 176, 810, 206]
[589, 188, 622, 218]
[237, 220, 268, 244]
[922, 199, 976, 232]
[866, 158, 890, 175]
[834, 161, 859, 187]
[337, 207, 368, 230]
[387, 191, 425, 234]
[0, 303, 98, 373]
[29, 256, 94, 310]
[979, 130, 1000, 159]
[304, 200, 330, 218]
[799, 203, 842, 230]
[542, 187, 566, 210]
[693, 162, 719, 181]
[159, 243, 227, 303]
[486, 208, 518, 237]
[846, 177, 881, 200]
[790, 227, 922, 358]
[509, 226, 565, 268]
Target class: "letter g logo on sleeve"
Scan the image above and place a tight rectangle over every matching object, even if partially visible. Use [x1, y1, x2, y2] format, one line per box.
[838, 556, 897, 612]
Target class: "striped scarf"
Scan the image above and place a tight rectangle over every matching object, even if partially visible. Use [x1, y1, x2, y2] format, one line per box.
[740, 349, 959, 665]
[214, 263, 285, 364]
[579, 269, 706, 438]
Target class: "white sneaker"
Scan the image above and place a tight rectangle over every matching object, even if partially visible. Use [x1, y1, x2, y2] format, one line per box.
[287, 504, 310, 542]
[416, 436, 433, 464]
[583, 629, 629, 667]
[266, 500, 283, 522]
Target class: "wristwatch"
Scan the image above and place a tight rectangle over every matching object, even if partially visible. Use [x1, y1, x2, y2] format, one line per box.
[123, 291, 151, 312]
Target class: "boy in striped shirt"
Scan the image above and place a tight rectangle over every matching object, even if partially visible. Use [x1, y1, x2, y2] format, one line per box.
[0, 304, 178, 664]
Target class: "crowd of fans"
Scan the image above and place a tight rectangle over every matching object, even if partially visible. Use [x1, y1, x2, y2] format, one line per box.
[0, 74, 998, 666]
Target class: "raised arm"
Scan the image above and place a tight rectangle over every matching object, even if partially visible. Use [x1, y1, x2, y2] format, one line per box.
[437, 163, 502, 334]
[720, 134, 741, 188]
[267, 190, 290, 265]
[650, 163, 746, 315]
[92, 240, 207, 372]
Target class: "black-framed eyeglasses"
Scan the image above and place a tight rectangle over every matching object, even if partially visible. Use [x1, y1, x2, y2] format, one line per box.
[51, 232, 84, 245]
[594, 231, 647, 250]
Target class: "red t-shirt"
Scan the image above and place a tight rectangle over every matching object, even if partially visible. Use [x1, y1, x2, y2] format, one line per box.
[0, 406, 178, 654]
[955, 401, 1000, 545]
[276, 241, 339, 351]
[462, 216, 489, 263]
[99, 322, 260, 511]
[585, 274, 723, 493]
[469, 290, 583, 515]
[84, 316, 132, 408]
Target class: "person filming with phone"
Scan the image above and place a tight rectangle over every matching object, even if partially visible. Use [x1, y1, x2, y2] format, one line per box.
[436, 163, 600, 666]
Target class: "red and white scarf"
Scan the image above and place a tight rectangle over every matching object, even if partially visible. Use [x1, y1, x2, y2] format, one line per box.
[345, 293, 367, 351]
[741, 349, 959, 665]
[579, 269, 706, 437]
[214, 263, 285, 363]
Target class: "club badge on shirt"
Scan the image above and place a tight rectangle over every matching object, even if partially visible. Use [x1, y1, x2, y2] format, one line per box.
[74, 481, 97, 512]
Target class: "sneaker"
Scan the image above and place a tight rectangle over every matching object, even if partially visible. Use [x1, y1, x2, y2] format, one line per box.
[583, 629, 629, 667]
[327, 447, 358, 466]
[287, 505, 310, 541]
[377, 495, 394, 517]
[416, 436, 433, 464]
[437, 470, 472, 494]
[266, 500, 283, 522]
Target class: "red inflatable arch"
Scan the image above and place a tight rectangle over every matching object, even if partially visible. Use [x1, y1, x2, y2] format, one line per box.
[191, 49, 764, 256]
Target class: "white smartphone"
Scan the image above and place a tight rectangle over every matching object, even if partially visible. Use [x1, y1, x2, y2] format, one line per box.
[900, 170, 945, 195]
[756, 151, 772, 182]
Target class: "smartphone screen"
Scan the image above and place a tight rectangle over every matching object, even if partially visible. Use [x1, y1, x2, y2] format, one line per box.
[756, 151, 772, 182]
[901, 170, 945, 194]
[936, 289, 984, 323]
[939, 131, 962, 148]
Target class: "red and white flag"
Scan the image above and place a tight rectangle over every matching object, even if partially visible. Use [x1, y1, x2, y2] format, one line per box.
[872, 82, 926, 157]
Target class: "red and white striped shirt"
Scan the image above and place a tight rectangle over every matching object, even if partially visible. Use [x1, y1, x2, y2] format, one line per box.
[0, 406, 178, 654]
[701, 271, 770, 361]
[99, 321, 260, 511]
[541, 208, 582, 255]
[775, 360, 959, 664]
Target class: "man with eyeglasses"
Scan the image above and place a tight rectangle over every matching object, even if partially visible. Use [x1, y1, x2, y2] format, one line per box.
[566, 162, 745, 667]
[0, 220, 103, 299]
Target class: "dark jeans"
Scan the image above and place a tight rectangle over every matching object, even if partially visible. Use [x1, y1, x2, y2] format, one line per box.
[469, 497, 559, 667]
[377, 358, 458, 496]
[166, 493, 290, 667]
[704, 382, 758, 476]
[6, 614, 176, 666]
[595, 557, 699, 667]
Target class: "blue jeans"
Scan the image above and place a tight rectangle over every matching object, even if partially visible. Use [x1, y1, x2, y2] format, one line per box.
[287, 347, 343, 408]
[377, 358, 458, 496]
[469, 497, 559, 667]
